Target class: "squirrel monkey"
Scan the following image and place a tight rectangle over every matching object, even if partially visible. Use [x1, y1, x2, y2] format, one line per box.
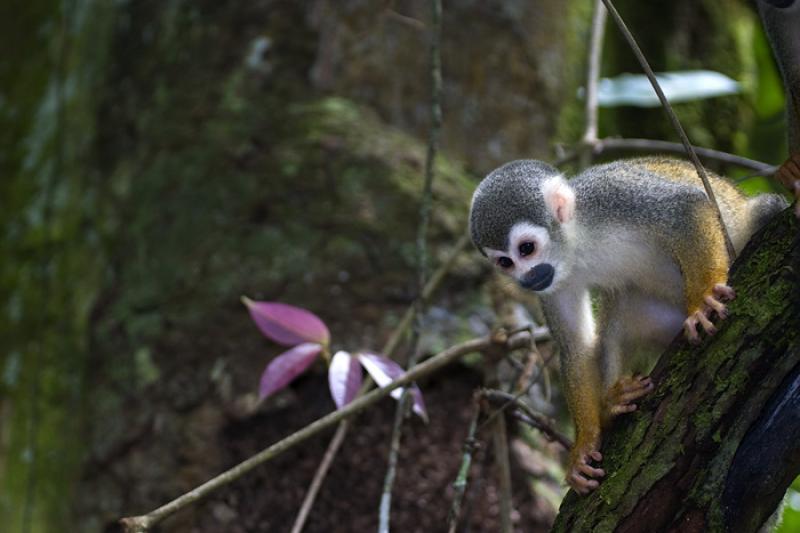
[469, 157, 788, 494]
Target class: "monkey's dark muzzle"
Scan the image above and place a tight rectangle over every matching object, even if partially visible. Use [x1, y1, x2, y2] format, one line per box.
[520, 263, 555, 291]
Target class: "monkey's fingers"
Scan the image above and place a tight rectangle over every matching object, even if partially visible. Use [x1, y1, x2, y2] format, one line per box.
[606, 375, 653, 417]
[617, 383, 654, 405]
[577, 461, 605, 479]
[712, 284, 736, 302]
[703, 294, 728, 319]
[683, 314, 702, 344]
[566, 448, 605, 494]
[684, 309, 718, 343]
[610, 404, 637, 415]
[696, 311, 717, 335]
[567, 472, 599, 495]
[615, 375, 652, 393]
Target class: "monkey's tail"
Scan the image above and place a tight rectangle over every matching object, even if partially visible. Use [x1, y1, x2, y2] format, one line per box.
[748, 193, 789, 231]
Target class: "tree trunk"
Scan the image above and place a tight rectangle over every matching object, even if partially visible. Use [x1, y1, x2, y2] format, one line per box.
[552, 208, 799, 531]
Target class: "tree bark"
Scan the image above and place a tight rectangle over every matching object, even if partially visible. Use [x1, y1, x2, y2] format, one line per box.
[552, 207, 800, 532]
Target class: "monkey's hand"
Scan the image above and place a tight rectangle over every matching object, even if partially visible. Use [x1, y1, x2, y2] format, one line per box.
[605, 374, 653, 417]
[566, 443, 605, 495]
[683, 284, 736, 344]
[776, 153, 800, 218]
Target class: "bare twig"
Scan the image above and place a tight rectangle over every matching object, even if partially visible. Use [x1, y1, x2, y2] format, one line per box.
[557, 137, 777, 176]
[514, 345, 544, 393]
[600, 138, 775, 175]
[384, 9, 426, 31]
[446, 396, 482, 533]
[416, 0, 443, 298]
[462, 441, 491, 530]
[379, 1, 443, 529]
[601, 0, 737, 261]
[505, 352, 526, 372]
[492, 412, 513, 533]
[480, 328, 516, 533]
[119, 332, 534, 532]
[288, 420, 350, 533]
[484, 390, 573, 450]
[379, 385, 408, 533]
[579, 0, 607, 168]
[288, 233, 469, 533]
[513, 412, 572, 450]
[383, 232, 472, 356]
[479, 344, 554, 433]
[472, 283, 554, 528]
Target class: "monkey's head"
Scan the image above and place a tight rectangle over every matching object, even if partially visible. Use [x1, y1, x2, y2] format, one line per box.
[469, 160, 577, 294]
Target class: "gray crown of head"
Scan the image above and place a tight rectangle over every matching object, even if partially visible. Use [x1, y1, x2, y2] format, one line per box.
[469, 159, 560, 254]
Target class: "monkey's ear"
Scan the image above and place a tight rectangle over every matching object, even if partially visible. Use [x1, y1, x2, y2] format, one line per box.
[541, 175, 575, 224]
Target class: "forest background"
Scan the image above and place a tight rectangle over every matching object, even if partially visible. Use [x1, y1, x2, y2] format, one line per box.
[0, 0, 796, 532]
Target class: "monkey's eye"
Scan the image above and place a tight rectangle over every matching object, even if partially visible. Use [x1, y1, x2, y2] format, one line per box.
[497, 257, 513, 269]
[518, 242, 535, 257]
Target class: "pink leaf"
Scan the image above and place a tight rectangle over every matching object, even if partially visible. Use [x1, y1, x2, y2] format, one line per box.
[242, 297, 330, 346]
[359, 353, 428, 422]
[358, 352, 402, 387]
[328, 351, 363, 409]
[259, 342, 322, 399]
[407, 387, 429, 423]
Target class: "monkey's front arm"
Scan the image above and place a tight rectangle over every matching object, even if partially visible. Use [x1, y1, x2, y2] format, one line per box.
[542, 289, 607, 494]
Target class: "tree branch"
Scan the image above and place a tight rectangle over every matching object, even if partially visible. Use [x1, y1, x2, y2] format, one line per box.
[596, 138, 776, 175]
[579, 0, 607, 168]
[492, 412, 513, 533]
[288, 420, 349, 533]
[446, 395, 482, 533]
[483, 390, 573, 451]
[556, 138, 776, 175]
[379, 0, 443, 528]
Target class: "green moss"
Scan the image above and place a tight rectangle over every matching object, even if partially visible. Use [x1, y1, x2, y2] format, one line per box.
[694, 409, 714, 433]
[0, 0, 115, 530]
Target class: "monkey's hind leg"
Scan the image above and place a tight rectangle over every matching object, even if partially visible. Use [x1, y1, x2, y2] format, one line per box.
[677, 202, 736, 344]
[597, 291, 664, 419]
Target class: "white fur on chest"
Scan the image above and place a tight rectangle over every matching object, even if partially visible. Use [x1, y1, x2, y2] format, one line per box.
[572, 226, 684, 303]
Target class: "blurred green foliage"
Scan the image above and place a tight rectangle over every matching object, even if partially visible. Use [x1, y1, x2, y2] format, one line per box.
[777, 479, 800, 532]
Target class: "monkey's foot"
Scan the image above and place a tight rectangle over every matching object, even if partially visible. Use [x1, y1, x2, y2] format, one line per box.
[776, 153, 800, 218]
[605, 374, 653, 417]
[566, 448, 605, 495]
[684, 284, 736, 344]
